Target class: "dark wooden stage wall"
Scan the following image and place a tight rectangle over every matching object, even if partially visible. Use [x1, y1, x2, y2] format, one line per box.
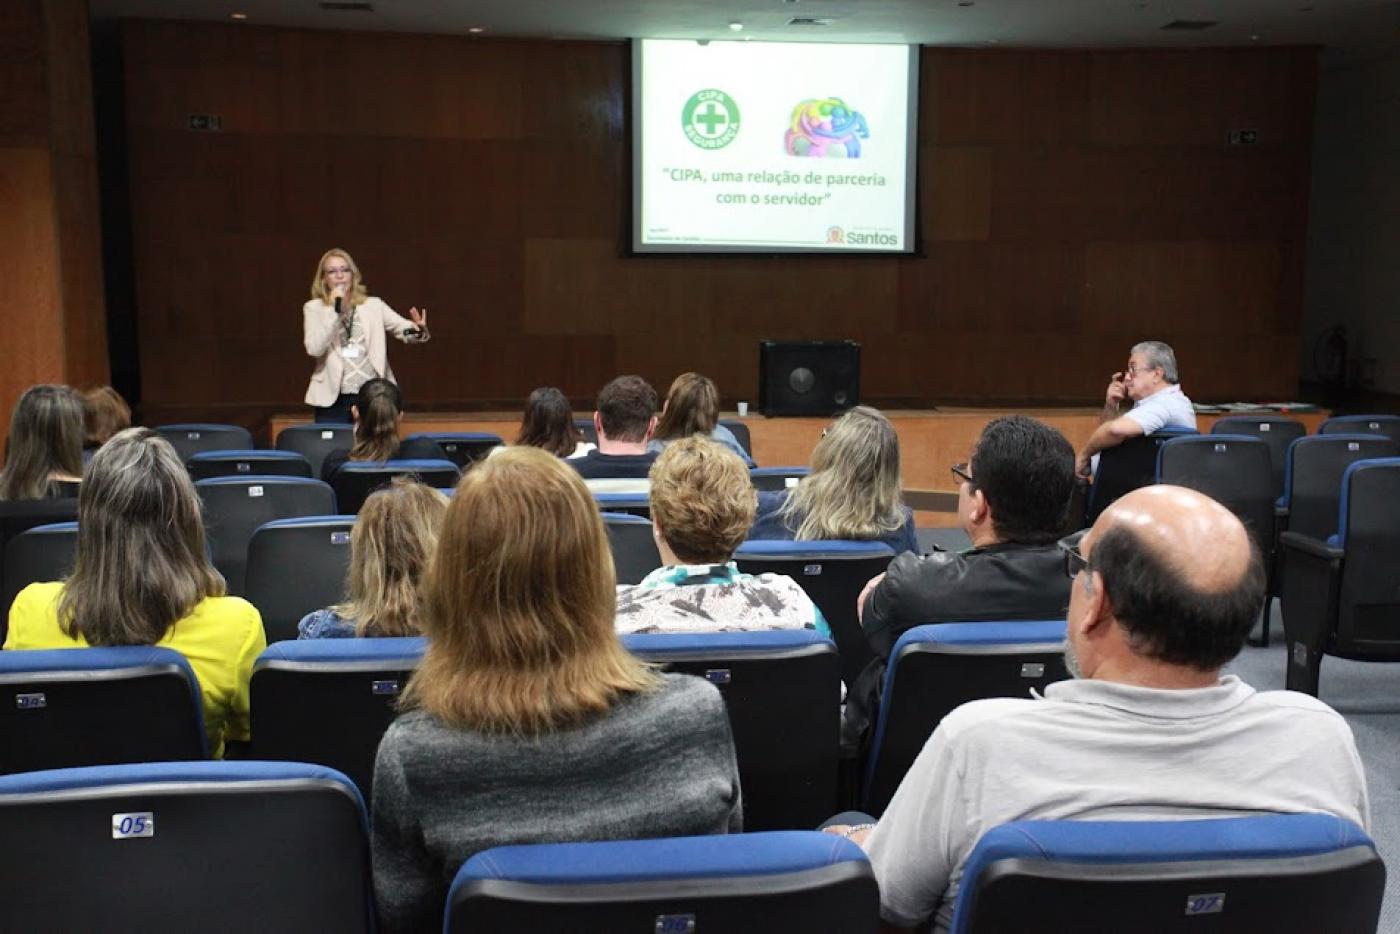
[122, 22, 1317, 420]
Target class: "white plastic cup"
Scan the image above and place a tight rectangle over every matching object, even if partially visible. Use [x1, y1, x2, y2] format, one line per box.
[737, 401, 749, 417]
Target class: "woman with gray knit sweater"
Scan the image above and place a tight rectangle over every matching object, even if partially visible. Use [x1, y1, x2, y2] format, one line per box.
[371, 445, 743, 933]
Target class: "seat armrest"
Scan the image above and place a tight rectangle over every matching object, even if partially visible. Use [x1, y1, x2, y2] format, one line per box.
[1279, 531, 1343, 561]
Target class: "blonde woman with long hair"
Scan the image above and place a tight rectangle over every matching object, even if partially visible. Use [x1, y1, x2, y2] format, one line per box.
[303, 247, 430, 424]
[0, 385, 86, 501]
[4, 428, 266, 756]
[372, 446, 741, 933]
[749, 405, 918, 554]
[297, 478, 448, 638]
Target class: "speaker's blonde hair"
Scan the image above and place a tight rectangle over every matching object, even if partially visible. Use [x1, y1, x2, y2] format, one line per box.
[403, 445, 658, 733]
[309, 248, 369, 307]
[336, 478, 448, 637]
[779, 405, 906, 541]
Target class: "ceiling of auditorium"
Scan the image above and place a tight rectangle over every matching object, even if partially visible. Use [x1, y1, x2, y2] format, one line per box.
[88, 0, 1400, 57]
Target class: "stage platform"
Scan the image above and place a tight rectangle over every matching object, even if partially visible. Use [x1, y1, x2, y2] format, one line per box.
[270, 407, 1328, 528]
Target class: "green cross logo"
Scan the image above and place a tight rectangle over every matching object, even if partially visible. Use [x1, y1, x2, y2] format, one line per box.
[682, 90, 741, 150]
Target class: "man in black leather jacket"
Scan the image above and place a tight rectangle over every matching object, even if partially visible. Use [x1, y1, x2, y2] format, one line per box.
[843, 415, 1076, 747]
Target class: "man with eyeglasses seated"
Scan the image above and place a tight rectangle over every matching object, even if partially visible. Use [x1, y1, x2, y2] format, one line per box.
[843, 415, 1076, 749]
[828, 485, 1368, 933]
[1075, 339, 1196, 478]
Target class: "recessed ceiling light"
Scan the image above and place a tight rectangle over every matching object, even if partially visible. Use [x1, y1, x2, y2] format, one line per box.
[728, 21, 744, 32]
[468, 26, 486, 34]
[1249, 33, 1260, 41]
[230, 11, 247, 19]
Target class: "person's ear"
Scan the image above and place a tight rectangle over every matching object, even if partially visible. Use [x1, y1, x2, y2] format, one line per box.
[1079, 570, 1110, 635]
[645, 415, 658, 441]
[350, 405, 360, 423]
[593, 411, 604, 440]
[966, 487, 989, 525]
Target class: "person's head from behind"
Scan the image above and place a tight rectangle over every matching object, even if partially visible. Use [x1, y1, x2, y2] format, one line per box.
[58, 427, 224, 645]
[653, 372, 720, 442]
[406, 446, 658, 733]
[350, 378, 403, 461]
[1125, 340, 1179, 401]
[1063, 485, 1264, 684]
[0, 384, 85, 501]
[958, 415, 1075, 545]
[515, 387, 580, 457]
[310, 247, 367, 307]
[81, 386, 132, 449]
[594, 375, 657, 448]
[340, 478, 449, 637]
[783, 405, 905, 540]
[648, 436, 755, 566]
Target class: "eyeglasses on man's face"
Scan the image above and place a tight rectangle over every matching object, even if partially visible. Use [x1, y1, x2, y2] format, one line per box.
[1126, 362, 1160, 377]
[1058, 534, 1089, 580]
[950, 462, 973, 485]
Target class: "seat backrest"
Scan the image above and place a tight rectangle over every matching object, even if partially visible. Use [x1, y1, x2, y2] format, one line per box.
[863, 621, 1069, 816]
[603, 513, 661, 585]
[0, 498, 78, 600]
[275, 422, 354, 478]
[1085, 427, 1197, 524]
[1333, 458, 1400, 654]
[330, 459, 460, 514]
[403, 432, 503, 469]
[154, 423, 254, 462]
[623, 630, 840, 831]
[245, 516, 356, 643]
[0, 646, 206, 773]
[951, 814, 1383, 934]
[1157, 435, 1275, 549]
[1319, 414, 1400, 444]
[593, 491, 651, 518]
[0, 761, 372, 932]
[718, 418, 753, 458]
[197, 477, 337, 596]
[186, 449, 313, 481]
[2, 521, 79, 629]
[1282, 434, 1397, 540]
[749, 466, 810, 492]
[250, 637, 426, 797]
[733, 540, 896, 690]
[446, 830, 878, 934]
[1210, 416, 1306, 500]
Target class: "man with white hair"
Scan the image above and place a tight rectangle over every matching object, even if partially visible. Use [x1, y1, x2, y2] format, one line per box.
[827, 486, 1369, 932]
[1075, 340, 1196, 478]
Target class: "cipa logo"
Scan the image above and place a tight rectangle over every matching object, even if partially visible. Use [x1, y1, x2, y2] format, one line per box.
[826, 226, 845, 243]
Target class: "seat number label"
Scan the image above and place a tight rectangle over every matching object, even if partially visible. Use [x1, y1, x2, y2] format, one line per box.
[249, 486, 264, 497]
[655, 914, 696, 933]
[1185, 892, 1225, 915]
[112, 812, 155, 839]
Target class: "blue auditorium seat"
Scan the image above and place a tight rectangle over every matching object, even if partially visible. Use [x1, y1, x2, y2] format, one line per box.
[603, 512, 661, 584]
[197, 476, 336, 595]
[749, 465, 810, 491]
[275, 422, 354, 478]
[403, 431, 503, 469]
[1, 520, 77, 628]
[154, 423, 254, 463]
[244, 515, 356, 643]
[186, 449, 313, 480]
[330, 458, 460, 514]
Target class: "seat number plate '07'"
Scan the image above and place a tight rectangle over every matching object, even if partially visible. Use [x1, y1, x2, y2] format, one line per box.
[112, 812, 155, 839]
[1185, 893, 1225, 915]
[655, 914, 696, 933]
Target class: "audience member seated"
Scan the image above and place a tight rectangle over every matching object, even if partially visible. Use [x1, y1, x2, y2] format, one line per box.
[648, 372, 754, 466]
[297, 478, 448, 639]
[4, 428, 266, 757]
[0, 385, 86, 501]
[827, 485, 1370, 932]
[568, 375, 660, 487]
[320, 378, 445, 482]
[1076, 339, 1196, 478]
[514, 386, 593, 459]
[846, 415, 1075, 745]
[372, 446, 742, 933]
[748, 405, 917, 554]
[80, 385, 132, 456]
[616, 436, 827, 636]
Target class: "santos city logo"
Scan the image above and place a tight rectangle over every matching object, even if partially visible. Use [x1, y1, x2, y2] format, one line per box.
[683, 90, 741, 150]
[826, 226, 898, 246]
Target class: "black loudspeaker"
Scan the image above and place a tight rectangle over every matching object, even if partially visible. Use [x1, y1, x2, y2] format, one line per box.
[759, 341, 861, 416]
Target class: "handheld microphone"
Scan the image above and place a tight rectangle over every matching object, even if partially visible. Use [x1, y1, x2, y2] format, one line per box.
[334, 296, 342, 314]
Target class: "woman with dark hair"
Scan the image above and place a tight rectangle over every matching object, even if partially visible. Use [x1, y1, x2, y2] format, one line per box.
[5, 428, 266, 756]
[319, 378, 445, 482]
[513, 387, 592, 458]
[372, 446, 740, 932]
[81, 385, 132, 452]
[649, 372, 753, 466]
[0, 385, 85, 501]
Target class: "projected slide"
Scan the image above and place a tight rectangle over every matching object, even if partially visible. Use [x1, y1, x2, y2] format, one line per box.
[632, 39, 918, 253]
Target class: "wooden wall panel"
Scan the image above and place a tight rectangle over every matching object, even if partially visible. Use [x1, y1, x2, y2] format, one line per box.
[121, 24, 1317, 420]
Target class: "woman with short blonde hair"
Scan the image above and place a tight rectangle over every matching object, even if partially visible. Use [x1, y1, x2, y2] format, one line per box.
[0, 384, 86, 501]
[750, 405, 918, 553]
[373, 445, 741, 932]
[4, 428, 266, 756]
[649, 372, 752, 465]
[297, 478, 449, 639]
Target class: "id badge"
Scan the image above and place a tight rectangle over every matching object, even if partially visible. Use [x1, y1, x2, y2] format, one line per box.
[341, 344, 364, 360]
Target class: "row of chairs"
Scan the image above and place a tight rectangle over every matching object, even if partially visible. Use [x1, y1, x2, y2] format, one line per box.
[0, 757, 1380, 932]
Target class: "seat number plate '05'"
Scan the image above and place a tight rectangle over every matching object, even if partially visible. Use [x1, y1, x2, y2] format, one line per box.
[112, 812, 155, 839]
[1185, 893, 1225, 915]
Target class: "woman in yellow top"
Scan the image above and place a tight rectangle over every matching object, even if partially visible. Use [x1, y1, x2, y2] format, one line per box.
[4, 427, 266, 757]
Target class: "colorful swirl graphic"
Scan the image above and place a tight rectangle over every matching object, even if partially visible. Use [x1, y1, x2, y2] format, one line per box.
[785, 98, 870, 158]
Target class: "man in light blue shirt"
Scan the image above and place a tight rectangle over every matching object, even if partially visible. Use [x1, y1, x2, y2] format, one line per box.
[1076, 340, 1196, 478]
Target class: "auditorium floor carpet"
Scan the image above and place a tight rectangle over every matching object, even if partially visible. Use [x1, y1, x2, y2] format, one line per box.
[1227, 607, 1400, 930]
